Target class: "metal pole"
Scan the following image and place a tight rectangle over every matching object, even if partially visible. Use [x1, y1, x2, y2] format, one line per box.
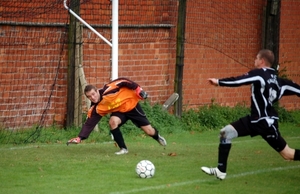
[63, 0, 112, 47]
[111, 0, 119, 79]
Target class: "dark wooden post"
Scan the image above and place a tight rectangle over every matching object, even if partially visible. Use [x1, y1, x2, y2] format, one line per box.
[66, 0, 80, 127]
[174, 0, 187, 118]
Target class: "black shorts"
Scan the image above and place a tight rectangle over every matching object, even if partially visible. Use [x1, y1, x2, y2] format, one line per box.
[231, 115, 287, 152]
[110, 103, 150, 128]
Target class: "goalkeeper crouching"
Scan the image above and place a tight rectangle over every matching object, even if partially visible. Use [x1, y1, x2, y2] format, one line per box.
[67, 77, 167, 155]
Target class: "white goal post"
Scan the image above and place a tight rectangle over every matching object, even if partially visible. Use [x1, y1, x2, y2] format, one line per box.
[63, 0, 119, 80]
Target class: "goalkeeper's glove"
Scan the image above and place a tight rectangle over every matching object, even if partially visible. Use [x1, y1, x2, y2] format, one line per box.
[66, 137, 81, 146]
[136, 86, 148, 99]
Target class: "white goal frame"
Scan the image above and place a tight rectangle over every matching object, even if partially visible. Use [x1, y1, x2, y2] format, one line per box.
[63, 0, 119, 80]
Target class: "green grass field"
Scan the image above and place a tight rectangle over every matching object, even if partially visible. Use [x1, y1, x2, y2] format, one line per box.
[1, 124, 300, 194]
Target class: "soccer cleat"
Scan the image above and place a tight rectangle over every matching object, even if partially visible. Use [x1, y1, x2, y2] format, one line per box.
[201, 167, 227, 180]
[115, 148, 128, 155]
[66, 137, 81, 146]
[157, 135, 167, 146]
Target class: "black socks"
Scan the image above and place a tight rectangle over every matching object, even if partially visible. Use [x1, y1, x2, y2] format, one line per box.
[111, 127, 127, 149]
[151, 128, 159, 140]
[294, 149, 300, 160]
[217, 143, 232, 173]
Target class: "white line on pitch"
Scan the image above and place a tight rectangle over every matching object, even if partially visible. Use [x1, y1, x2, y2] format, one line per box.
[1, 136, 299, 151]
[0, 141, 115, 151]
[109, 165, 300, 194]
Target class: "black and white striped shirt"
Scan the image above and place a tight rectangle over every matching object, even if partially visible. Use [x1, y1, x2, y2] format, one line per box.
[218, 67, 300, 122]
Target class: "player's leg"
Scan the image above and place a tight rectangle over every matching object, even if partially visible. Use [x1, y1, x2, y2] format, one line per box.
[201, 125, 237, 180]
[261, 120, 300, 161]
[127, 103, 167, 146]
[201, 116, 251, 180]
[263, 133, 300, 160]
[218, 124, 237, 170]
[109, 113, 128, 155]
[266, 137, 300, 160]
[140, 125, 167, 146]
[283, 147, 300, 161]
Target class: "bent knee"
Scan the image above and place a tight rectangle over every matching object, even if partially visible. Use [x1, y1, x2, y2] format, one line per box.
[220, 125, 238, 143]
[109, 117, 121, 129]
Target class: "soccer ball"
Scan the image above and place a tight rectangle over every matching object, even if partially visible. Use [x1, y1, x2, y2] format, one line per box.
[135, 160, 155, 178]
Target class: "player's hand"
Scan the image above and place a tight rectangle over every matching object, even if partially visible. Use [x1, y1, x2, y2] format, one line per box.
[66, 137, 81, 146]
[136, 86, 148, 99]
[208, 78, 219, 86]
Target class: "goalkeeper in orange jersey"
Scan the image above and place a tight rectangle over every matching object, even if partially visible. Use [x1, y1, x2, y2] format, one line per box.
[67, 77, 167, 155]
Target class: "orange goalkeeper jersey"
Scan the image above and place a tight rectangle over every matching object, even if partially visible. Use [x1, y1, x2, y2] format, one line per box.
[88, 78, 140, 117]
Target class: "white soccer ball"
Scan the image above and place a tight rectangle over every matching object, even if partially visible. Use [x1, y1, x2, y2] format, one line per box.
[135, 160, 155, 178]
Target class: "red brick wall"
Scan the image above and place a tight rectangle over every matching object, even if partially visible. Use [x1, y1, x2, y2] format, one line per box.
[278, 1, 300, 110]
[183, 0, 265, 109]
[0, 0, 299, 129]
[0, 25, 69, 128]
[81, 28, 176, 104]
[182, 0, 300, 110]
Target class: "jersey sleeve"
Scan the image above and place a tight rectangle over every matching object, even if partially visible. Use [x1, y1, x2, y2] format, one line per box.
[114, 77, 139, 90]
[218, 70, 259, 87]
[102, 77, 139, 96]
[278, 78, 300, 98]
[78, 105, 102, 140]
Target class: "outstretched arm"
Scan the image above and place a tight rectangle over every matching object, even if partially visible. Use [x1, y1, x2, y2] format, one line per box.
[78, 106, 102, 140]
[279, 78, 300, 98]
[209, 69, 262, 88]
[78, 113, 102, 140]
[115, 77, 139, 90]
[115, 77, 148, 99]
[67, 106, 102, 145]
[103, 77, 148, 99]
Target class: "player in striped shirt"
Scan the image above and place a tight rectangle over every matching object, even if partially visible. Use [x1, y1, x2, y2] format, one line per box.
[201, 49, 300, 180]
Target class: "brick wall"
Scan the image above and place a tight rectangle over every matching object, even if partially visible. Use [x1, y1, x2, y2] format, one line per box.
[0, 0, 299, 129]
[278, 1, 300, 110]
[182, 0, 300, 110]
[0, 25, 69, 128]
[183, 0, 264, 109]
[81, 28, 175, 105]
